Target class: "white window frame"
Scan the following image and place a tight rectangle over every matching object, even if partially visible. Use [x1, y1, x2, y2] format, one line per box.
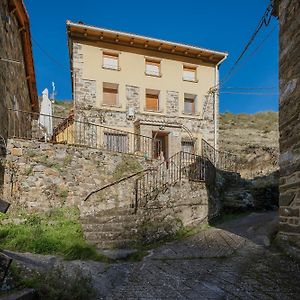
[184, 93, 197, 115]
[183, 65, 197, 82]
[145, 58, 161, 77]
[102, 52, 119, 70]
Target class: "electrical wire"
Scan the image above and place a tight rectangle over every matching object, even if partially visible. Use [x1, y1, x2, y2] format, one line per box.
[220, 25, 277, 88]
[220, 92, 278, 96]
[31, 37, 68, 72]
[219, 2, 274, 88]
[221, 86, 276, 90]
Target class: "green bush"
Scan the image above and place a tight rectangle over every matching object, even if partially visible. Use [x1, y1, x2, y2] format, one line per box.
[0, 208, 104, 261]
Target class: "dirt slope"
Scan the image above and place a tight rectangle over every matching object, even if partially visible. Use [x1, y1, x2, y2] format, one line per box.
[219, 111, 279, 177]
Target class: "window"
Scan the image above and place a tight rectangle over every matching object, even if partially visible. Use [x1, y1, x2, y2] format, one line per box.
[181, 140, 195, 153]
[102, 52, 119, 70]
[183, 65, 197, 82]
[184, 93, 197, 115]
[103, 82, 118, 106]
[145, 59, 161, 76]
[104, 133, 128, 153]
[145, 89, 160, 112]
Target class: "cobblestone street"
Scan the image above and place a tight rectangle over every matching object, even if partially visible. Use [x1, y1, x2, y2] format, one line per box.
[107, 211, 300, 299]
[6, 211, 300, 299]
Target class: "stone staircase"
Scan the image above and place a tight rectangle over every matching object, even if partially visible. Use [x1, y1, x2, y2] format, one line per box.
[80, 207, 138, 249]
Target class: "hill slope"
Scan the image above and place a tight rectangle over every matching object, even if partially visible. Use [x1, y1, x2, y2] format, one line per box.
[219, 111, 279, 177]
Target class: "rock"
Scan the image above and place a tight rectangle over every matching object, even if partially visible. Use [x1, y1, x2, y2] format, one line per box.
[11, 148, 22, 157]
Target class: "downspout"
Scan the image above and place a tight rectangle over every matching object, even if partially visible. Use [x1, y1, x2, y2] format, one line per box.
[214, 55, 228, 150]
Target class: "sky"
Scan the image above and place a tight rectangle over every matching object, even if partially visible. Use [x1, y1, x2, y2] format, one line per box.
[24, 0, 279, 114]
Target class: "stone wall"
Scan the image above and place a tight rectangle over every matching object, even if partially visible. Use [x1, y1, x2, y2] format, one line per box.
[276, 0, 300, 251]
[3, 139, 151, 212]
[0, 0, 33, 140]
[3, 138, 218, 247]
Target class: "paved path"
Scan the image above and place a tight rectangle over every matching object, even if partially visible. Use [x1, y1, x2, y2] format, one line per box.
[5, 211, 300, 299]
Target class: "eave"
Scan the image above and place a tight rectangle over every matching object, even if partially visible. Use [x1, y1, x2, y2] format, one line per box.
[8, 0, 39, 113]
[66, 21, 228, 65]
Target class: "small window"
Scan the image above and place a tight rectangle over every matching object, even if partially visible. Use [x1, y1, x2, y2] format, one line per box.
[181, 140, 195, 153]
[104, 133, 128, 153]
[184, 93, 197, 115]
[103, 52, 119, 70]
[146, 89, 160, 112]
[103, 82, 118, 106]
[183, 65, 197, 82]
[145, 59, 161, 77]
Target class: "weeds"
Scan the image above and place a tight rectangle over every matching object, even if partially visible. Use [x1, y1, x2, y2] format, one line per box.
[9, 262, 96, 300]
[0, 208, 105, 261]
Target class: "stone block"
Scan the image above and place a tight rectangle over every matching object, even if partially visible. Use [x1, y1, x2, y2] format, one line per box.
[279, 207, 299, 217]
[11, 148, 23, 156]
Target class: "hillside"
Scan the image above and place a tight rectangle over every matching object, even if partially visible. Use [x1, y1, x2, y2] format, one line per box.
[219, 111, 279, 177]
[53, 100, 73, 117]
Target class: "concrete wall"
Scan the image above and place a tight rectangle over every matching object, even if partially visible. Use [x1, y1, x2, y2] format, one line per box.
[73, 41, 218, 155]
[277, 0, 300, 249]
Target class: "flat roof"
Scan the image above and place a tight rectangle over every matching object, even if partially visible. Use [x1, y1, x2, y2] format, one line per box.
[67, 21, 228, 64]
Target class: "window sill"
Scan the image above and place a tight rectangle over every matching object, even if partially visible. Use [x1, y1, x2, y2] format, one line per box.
[102, 65, 121, 71]
[145, 72, 162, 78]
[182, 78, 198, 83]
[102, 103, 122, 108]
[144, 108, 163, 114]
[182, 111, 200, 117]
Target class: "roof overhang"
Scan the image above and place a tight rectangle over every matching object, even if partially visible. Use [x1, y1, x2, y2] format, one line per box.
[66, 21, 228, 65]
[8, 0, 39, 113]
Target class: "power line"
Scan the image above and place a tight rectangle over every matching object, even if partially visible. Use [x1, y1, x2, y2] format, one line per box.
[221, 86, 277, 91]
[31, 37, 68, 72]
[221, 92, 278, 96]
[219, 2, 274, 87]
[221, 25, 277, 87]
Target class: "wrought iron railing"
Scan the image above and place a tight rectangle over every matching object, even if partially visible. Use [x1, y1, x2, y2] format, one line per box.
[201, 139, 238, 172]
[134, 151, 215, 211]
[7, 109, 154, 158]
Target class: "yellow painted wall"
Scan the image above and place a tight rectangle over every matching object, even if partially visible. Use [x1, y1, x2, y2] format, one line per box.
[79, 41, 216, 119]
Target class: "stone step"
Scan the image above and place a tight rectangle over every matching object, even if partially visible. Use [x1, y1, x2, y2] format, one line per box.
[80, 213, 136, 225]
[92, 239, 136, 249]
[82, 222, 137, 232]
[84, 230, 137, 241]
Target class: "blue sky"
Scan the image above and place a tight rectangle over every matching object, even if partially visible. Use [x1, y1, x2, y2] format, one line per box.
[24, 0, 279, 113]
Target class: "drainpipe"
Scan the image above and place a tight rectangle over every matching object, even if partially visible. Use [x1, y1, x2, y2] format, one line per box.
[214, 55, 228, 150]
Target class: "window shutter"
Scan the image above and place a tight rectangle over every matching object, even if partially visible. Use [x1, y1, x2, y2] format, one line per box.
[146, 61, 160, 76]
[146, 94, 159, 111]
[103, 87, 118, 105]
[183, 66, 196, 81]
[103, 53, 118, 69]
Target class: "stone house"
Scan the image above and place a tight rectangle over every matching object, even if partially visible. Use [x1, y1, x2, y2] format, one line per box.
[273, 0, 300, 254]
[0, 0, 38, 203]
[66, 21, 227, 160]
[0, 0, 39, 140]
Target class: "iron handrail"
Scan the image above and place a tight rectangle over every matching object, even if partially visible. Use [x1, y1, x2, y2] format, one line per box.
[84, 167, 153, 201]
[7, 108, 155, 158]
[201, 138, 238, 172]
[135, 151, 213, 212]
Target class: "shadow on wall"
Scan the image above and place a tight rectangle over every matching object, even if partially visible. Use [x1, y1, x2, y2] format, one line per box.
[0, 137, 7, 195]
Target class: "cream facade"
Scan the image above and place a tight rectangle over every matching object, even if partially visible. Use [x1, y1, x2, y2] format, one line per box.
[67, 21, 227, 159]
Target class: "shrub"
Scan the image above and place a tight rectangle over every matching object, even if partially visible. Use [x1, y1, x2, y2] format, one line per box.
[0, 208, 105, 261]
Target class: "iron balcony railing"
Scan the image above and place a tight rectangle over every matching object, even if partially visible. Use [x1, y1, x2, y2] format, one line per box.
[7, 109, 154, 158]
[135, 151, 215, 211]
[201, 139, 238, 172]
